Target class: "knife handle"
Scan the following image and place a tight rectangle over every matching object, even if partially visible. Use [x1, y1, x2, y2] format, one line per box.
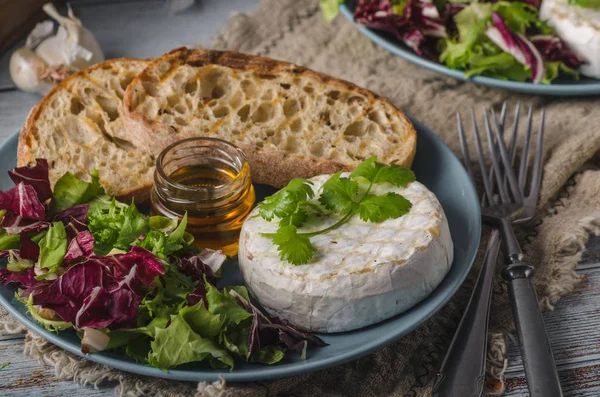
[502, 263, 563, 397]
[432, 229, 502, 397]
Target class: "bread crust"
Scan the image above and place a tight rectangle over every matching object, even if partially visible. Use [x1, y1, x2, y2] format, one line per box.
[18, 57, 145, 167]
[123, 47, 417, 188]
[18, 58, 155, 202]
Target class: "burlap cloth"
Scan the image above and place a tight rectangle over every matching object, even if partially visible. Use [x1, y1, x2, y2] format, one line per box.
[1, 0, 600, 395]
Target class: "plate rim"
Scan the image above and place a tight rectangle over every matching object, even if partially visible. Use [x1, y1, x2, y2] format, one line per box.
[339, 4, 600, 96]
[0, 118, 481, 382]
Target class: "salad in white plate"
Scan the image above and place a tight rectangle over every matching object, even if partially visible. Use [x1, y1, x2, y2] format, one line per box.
[541, 0, 600, 78]
[322, 0, 589, 83]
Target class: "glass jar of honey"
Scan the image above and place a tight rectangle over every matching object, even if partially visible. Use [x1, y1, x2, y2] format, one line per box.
[151, 137, 255, 256]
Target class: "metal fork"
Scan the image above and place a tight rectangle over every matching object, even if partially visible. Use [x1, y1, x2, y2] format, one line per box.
[433, 103, 560, 397]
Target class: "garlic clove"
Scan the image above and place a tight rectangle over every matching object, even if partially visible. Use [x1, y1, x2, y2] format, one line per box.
[38, 3, 104, 69]
[81, 327, 110, 354]
[9, 48, 54, 94]
[25, 20, 54, 49]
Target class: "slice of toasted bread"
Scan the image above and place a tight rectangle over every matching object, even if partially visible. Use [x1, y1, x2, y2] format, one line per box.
[123, 48, 416, 188]
[18, 58, 155, 202]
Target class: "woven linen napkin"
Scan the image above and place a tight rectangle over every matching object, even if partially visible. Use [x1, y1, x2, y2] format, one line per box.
[2, 0, 600, 395]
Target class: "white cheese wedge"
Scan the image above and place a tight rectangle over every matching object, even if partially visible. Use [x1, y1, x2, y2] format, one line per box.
[238, 173, 454, 333]
[541, 0, 600, 78]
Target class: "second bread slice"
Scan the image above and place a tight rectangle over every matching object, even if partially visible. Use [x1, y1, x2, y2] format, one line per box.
[123, 47, 416, 187]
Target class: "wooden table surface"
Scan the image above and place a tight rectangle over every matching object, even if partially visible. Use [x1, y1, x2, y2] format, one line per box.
[1, 1, 599, 396]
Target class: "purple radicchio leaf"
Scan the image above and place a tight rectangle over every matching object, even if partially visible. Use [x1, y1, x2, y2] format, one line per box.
[179, 249, 226, 284]
[8, 159, 52, 203]
[19, 233, 40, 260]
[354, 0, 446, 60]
[530, 35, 585, 69]
[110, 246, 165, 288]
[74, 283, 142, 329]
[229, 290, 328, 360]
[0, 267, 38, 288]
[0, 182, 48, 235]
[515, 33, 545, 84]
[31, 261, 144, 329]
[188, 281, 208, 307]
[1, 183, 46, 221]
[486, 12, 526, 64]
[486, 12, 545, 83]
[52, 204, 89, 225]
[64, 230, 94, 262]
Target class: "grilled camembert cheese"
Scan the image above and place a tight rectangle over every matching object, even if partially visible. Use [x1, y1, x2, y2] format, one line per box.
[238, 173, 453, 333]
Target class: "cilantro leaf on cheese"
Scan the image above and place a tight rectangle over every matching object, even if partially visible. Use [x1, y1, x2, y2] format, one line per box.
[318, 172, 358, 213]
[351, 155, 415, 187]
[358, 193, 412, 222]
[258, 179, 313, 221]
[259, 156, 415, 265]
[271, 225, 316, 265]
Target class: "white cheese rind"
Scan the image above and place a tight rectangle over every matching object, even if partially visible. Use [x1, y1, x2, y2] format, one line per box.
[540, 0, 600, 78]
[238, 174, 454, 333]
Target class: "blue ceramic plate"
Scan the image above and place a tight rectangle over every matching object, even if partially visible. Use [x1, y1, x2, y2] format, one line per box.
[0, 116, 481, 382]
[340, 4, 600, 96]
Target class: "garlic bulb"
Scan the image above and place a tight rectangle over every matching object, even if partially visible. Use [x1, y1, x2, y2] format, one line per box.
[9, 3, 104, 94]
[9, 48, 54, 94]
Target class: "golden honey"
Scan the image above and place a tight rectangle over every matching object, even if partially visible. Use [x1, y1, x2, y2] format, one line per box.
[151, 138, 255, 256]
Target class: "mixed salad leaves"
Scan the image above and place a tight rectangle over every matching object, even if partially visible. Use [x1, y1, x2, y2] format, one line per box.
[0, 159, 326, 370]
[321, 0, 584, 83]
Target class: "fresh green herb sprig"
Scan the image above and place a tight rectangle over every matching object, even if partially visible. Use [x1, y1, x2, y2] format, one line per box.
[259, 156, 415, 265]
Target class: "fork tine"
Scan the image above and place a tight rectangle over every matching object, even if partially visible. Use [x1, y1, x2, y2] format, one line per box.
[483, 107, 509, 203]
[518, 105, 534, 192]
[491, 108, 523, 203]
[528, 108, 545, 201]
[457, 112, 475, 183]
[471, 109, 495, 205]
[500, 102, 520, 195]
[487, 101, 508, 205]
[497, 101, 508, 134]
[508, 102, 521, 166]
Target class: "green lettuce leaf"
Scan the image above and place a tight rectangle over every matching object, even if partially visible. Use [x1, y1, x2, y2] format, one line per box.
[221, 326, 250, 358]
[492, 1, 539, 34]
[0, 230, 20, 251]
[167, 213, 188, 244]
[180, 301, 227, 338]
[205, 281, 252, 325]
[319, 0, 343, 22]
[569, 0, 600, 9]
[17, 294, 72, 332]
[50, 170, 105, 214]
[87, 198, 149, 256]
[543, 61, 580, 84]
[251, 345, 285, 364]
[37, 222, 67, 279]
[149, 314, 234, 370]
[149, 216, 178, 233]
[134, 214, 189, 259]
[440, 4, 492, 69]
[7, 251, 34, 272]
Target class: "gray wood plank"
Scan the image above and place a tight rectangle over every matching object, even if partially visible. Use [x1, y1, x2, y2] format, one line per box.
[504, 363, 600, 396]
[0, 338, 113, 396]
[506, 259, 600, 374]
[0, 0, 261, 90]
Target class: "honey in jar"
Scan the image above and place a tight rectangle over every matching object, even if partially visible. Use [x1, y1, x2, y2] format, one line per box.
[151, 137, 255, 256]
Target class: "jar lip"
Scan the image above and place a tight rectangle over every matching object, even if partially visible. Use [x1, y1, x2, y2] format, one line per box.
[155, 137, 249, 194]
